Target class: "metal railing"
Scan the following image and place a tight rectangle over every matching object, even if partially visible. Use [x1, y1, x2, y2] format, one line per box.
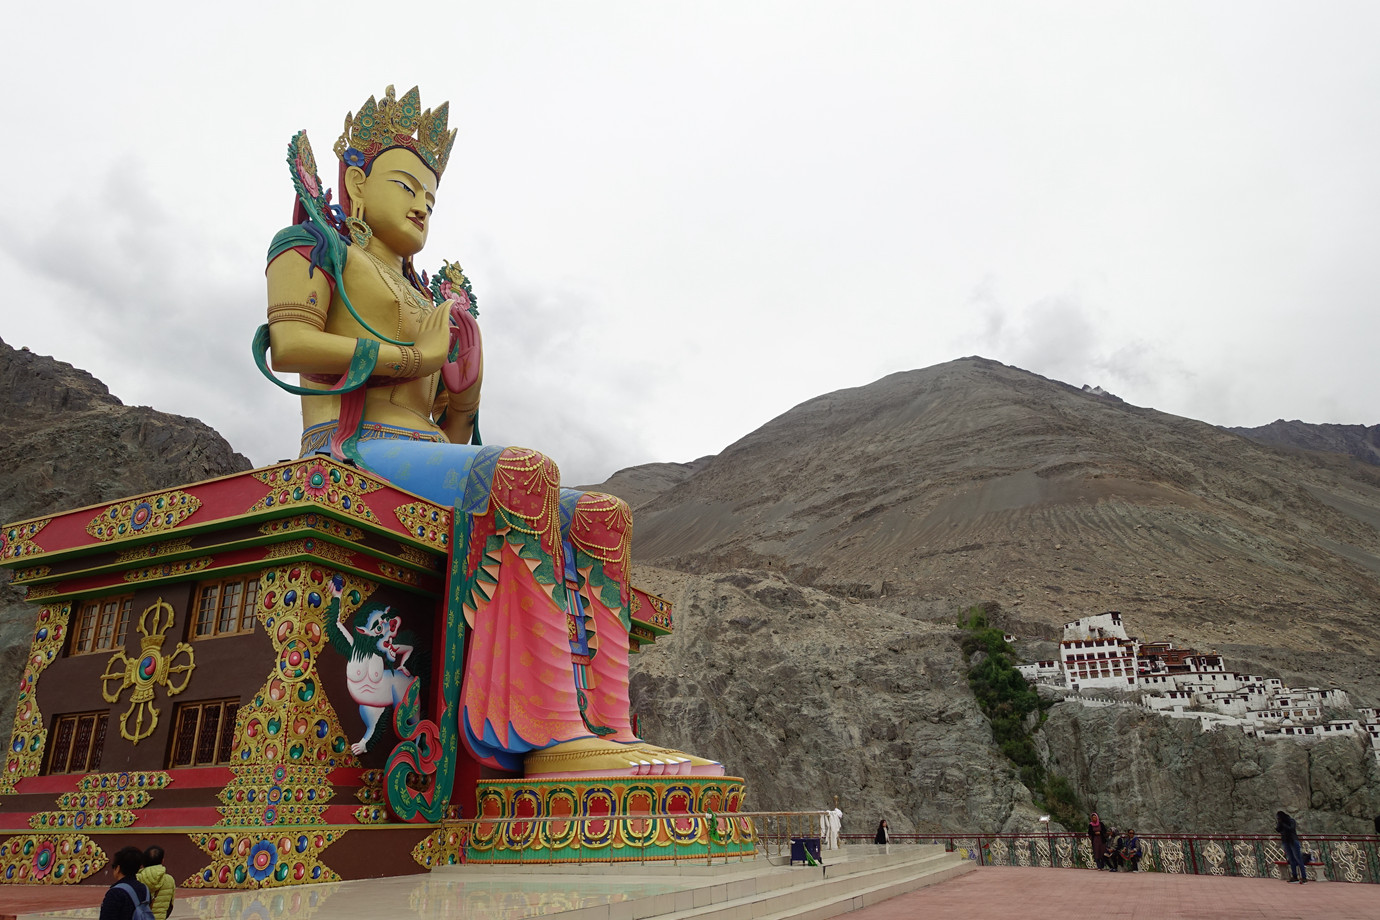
[836, 832, 1380, 884]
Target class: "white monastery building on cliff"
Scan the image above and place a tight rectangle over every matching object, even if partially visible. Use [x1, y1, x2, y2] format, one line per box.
[1016, 612, 1380, 765]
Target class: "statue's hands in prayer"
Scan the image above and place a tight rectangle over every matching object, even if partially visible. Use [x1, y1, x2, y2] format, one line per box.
[415, 302, 453, 376]
[442, 301, 482, 394]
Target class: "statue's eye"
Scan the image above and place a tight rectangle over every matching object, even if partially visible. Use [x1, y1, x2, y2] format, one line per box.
[392, 180, 415, 196]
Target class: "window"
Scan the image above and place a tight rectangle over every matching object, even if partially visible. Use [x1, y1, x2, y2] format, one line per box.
[46, 712, 108, 774]
[70, 596, 133, 654]
[191, 576, 259, 639]
[168, 699, 240, 767]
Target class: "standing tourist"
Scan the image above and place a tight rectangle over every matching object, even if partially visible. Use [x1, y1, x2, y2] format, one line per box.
[99, 847, 151, 920]
[136, 846, 175, 920]
[1276, 811, 1308, 883]
[1088, 812, 1109, 870]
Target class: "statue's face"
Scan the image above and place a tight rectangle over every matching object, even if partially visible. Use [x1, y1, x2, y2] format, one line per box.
[352, 147, 439, 257]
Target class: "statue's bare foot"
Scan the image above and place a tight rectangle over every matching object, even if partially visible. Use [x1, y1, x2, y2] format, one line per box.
[524, 737, 725, 778]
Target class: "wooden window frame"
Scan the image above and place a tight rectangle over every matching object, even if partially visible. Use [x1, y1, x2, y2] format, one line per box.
[69, 596, 133, 655]
[190, 575, 259, 640]
[167, 698, 241, 768]
[45, 711, 109, 775]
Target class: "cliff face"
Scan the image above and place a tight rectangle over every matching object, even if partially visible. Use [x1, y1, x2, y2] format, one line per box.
[609, 357, 1380, 835]
[628, 566, 1047, 834]
[0, 337, 252, 741]
[1040, 704, 1380, 834]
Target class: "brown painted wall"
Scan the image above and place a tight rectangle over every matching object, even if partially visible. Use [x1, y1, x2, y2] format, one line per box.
[37, 580, 274, 774]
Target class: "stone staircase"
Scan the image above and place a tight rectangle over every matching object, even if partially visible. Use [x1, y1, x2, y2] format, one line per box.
[436, 844, 974, 920]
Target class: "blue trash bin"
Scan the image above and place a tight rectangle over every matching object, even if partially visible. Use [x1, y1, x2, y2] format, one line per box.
[791, 837, 822, 865]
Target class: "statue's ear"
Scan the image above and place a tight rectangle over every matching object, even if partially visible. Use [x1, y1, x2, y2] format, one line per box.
[344, 165, 368, 206]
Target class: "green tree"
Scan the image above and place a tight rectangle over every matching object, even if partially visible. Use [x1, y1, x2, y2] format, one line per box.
[957, 605, 1083, 828]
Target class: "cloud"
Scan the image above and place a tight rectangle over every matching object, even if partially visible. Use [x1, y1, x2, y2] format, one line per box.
[0, 160, 301, 465]
[0, 161, 668, 486]
[473, 264, 665, 485]
[958, 280, 1229, 420]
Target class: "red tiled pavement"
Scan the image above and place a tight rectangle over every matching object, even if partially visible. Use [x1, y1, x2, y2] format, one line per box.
[0, 864, 1375, 920]
[850, 867, 1376, 920]
[0, 882, 102, 918]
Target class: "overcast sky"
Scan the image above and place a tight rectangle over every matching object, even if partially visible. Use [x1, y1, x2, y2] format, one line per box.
[2, 2, 1377, 485]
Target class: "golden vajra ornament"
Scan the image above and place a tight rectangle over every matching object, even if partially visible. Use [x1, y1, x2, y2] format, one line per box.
[100, 598, 196, 743]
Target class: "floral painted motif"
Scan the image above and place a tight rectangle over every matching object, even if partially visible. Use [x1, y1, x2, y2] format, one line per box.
[2, 603, 72, 791]
[183, 829, 342, 889]
[86, 491, 201, 542]
[0, 834, 106, 885]
[247, 460, 383, 523]
[207, 563, 361, 836]
[1, 518, 51, 561]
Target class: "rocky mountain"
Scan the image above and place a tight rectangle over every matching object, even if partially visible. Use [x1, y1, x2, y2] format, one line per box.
[607, 357, 1380, 836]
[0, 337, 252, 740]
[1230, 419, 1380, 467]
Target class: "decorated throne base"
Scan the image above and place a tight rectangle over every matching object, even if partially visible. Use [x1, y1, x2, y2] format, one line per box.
[416, 776, 755, 865]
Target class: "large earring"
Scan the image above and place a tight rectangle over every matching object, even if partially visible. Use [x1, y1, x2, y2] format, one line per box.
[345, 200, 373, 248]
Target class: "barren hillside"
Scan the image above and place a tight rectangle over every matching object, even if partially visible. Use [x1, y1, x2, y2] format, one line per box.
[627, 358, 1380, 679]
[609, 358, 1380, 834]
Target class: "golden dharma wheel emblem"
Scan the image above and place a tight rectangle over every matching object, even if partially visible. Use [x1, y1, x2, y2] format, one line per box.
[100, 598, 196, 743]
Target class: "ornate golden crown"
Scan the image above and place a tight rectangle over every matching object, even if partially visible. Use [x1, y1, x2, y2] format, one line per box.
[333, 85, 457, 180]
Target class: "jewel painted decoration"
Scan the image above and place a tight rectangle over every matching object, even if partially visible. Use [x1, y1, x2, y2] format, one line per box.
[1, 518, 50, 561]
[393, 502, 451, 548]
[86, 492, 201, 542]
[332, 85, 457, 179]
[100, 599, 195, 743]
[184, 829, 342, 889]
[209, 564, 362, 832]
[2, 603, 72, 792]
[0, 833, 106, 885]
[248, 461, 382, 523]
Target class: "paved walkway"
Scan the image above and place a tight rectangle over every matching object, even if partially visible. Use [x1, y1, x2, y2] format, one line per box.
[0, 865, 1372, 919]
[851, 867, 1374, 920]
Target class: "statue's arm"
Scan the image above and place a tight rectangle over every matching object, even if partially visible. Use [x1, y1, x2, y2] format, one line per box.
[265, 251, 358, 374]
[265, 250, 451, 377]
[438, 364, 482, 443]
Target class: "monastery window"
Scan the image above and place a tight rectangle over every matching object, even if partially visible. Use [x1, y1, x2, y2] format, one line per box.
[191, 576, 259, 639]
[70, 596, 133, 655]
[45, 711, 108, 774]
[168, 698, 240, 767]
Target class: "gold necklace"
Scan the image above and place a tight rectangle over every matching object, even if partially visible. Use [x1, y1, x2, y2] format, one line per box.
[355, 246, 438, 423]
[359, 246, 430, 315]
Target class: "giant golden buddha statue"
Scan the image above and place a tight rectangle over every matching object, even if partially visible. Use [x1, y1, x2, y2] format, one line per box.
[254, 86, 719, 799]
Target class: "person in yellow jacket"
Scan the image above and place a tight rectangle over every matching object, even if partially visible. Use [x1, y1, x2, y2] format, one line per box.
[136, 847, 175, 920]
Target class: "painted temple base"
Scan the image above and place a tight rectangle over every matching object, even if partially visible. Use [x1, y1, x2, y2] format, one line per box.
[0, 769, 435, 887]
[0, 458, 729, 889]
[523, 737, 726, 778]
[414, 776, 754, 866]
